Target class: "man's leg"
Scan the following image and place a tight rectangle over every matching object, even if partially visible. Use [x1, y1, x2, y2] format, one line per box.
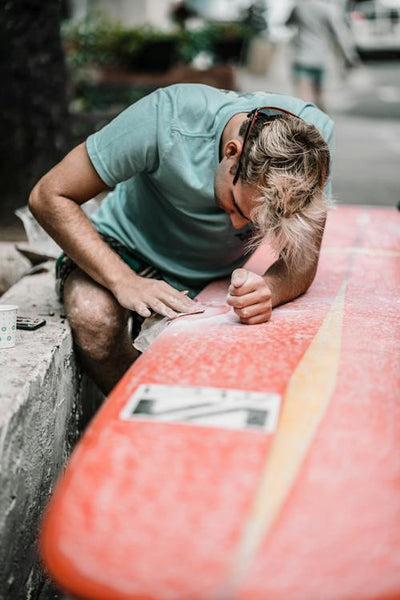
[63, 268, 139, 395]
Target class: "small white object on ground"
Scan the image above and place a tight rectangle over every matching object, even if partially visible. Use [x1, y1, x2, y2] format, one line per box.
[0, 305, 18, 349]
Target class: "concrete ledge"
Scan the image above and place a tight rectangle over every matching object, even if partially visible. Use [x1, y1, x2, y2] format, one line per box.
[0, 264, 104, 600]
[0, 242, 30, 296]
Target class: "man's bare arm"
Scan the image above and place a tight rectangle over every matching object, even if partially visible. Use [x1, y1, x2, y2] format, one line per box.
[264, 215, 326, 307]
[227, 217, 326, 324]
[263, 254, 318, 308]
[29, 142, 196, 318]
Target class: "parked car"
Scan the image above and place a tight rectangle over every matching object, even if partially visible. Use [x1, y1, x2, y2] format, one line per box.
[349, 0, 400, 58]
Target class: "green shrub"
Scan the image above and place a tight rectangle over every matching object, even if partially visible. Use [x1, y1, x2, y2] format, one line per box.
[202, 22, 255, 43]
[61, 13, 135, 68]
[62, 13, 185, 70]
[62, 12, 257, 72]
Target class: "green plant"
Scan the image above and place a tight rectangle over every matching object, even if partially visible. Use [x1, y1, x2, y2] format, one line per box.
[62, 13, 192, 70]
[62, 13, 257, 73]
[199, 22, 255, 64]
[62, 13, 138, 68]
[202, 22, 255, 44]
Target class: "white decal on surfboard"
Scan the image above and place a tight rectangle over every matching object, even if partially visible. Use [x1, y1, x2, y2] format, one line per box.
[120, 384, 281, 432]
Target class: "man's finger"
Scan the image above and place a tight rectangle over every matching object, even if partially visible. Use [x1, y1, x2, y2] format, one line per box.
[228, 279, 259, 297]
[161, 293, 197, 314]
[233, 302, 271, 321]
[240, 313, 272, 325]
[227, 289, 270, 309]
[231, 268, 249, 288]
[148, 298, 179, 319]
[135, 302, 152, 318]
[237, 306, 272, 325]
[160, 284, 196, 306]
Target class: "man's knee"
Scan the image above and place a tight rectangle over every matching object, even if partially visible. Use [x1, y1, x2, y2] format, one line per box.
[63, 270, 130, 361]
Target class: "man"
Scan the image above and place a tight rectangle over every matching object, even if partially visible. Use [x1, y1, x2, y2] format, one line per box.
[29, 84, 333, 394]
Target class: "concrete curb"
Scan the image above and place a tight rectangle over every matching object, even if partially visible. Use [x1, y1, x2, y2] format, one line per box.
[0, 242, 30, 297]
[0, 264, 104, 600]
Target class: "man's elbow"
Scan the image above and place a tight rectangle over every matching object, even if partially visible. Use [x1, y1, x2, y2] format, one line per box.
[28, 177, 53, 223]
[29, 179, 43, 216]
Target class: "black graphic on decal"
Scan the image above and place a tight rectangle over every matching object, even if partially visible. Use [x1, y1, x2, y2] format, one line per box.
[134, 399, 270, 428]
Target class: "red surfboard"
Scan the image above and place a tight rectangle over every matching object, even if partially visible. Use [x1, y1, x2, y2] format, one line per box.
[41, 206, 400, 600]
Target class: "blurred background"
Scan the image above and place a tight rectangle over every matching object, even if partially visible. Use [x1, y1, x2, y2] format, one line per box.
[1, 0, 399, 241]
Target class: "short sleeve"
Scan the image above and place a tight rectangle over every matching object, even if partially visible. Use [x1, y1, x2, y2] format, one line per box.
[86, 88, 163, 188]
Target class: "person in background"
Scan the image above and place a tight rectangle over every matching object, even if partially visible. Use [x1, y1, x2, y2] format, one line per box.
[286, 0, 360, 111]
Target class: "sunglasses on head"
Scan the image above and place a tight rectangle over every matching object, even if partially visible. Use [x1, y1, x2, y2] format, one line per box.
[232, 106, 301, 186]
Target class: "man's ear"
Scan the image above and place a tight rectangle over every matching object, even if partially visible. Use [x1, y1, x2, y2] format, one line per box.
[223, 139, 243, 159]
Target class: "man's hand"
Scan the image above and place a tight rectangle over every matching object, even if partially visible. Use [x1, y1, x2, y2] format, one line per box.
[226, 268, 272, 325]
[112, 274, 197, 319]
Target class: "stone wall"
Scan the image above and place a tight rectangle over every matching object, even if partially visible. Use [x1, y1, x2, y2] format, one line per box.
[0, 266, 104, 600]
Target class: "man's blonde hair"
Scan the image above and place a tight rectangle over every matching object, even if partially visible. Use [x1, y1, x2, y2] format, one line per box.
[239, 114, 331, 271]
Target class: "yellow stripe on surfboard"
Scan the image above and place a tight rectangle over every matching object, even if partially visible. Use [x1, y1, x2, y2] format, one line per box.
[220, 281, 347, 598]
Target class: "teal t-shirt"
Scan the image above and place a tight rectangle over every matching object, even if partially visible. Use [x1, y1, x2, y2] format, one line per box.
[87, 84, 334, 291]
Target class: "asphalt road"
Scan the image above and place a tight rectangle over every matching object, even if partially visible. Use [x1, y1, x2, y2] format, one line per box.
[328, 61, 400, 207]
